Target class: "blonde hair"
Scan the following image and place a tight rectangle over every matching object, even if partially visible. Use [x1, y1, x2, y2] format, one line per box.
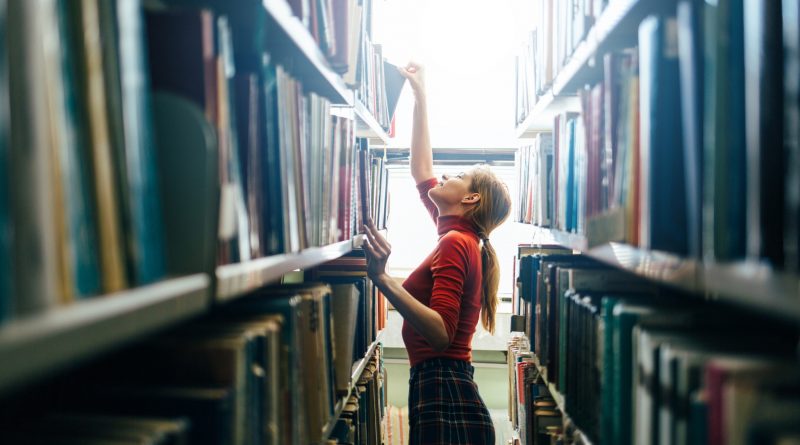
[464, 165, 511, 334]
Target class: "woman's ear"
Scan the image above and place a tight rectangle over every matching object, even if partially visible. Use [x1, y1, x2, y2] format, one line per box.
[461, 192, 481, 205]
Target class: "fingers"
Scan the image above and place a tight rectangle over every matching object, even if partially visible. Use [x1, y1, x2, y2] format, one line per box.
[363, 228, 386, 258]
[405, 61, 423, 72]
[364, 222, 391, 253]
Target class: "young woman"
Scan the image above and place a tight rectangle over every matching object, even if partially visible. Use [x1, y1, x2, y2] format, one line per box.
[362, 62, 512, 445]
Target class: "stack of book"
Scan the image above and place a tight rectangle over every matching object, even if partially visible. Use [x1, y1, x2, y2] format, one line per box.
[511, 245, 800, 445]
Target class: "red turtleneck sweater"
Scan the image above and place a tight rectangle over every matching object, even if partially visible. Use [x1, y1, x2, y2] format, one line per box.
[401, 178, 483, 367]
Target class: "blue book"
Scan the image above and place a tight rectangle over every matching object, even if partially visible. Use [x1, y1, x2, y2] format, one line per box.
[678, 0, 705, 259]
[566, 118, 577, 232]
[639, 15, 689, 255]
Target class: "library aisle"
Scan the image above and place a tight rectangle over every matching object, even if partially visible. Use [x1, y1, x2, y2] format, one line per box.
[2, 0, 800, 444]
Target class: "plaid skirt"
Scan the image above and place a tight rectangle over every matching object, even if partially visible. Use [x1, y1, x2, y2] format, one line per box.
[408, 358, 495, 445]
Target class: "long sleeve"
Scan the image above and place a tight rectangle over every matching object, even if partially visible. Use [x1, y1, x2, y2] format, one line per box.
[416, 177, 439, 222]
[429, 233, 470, 342]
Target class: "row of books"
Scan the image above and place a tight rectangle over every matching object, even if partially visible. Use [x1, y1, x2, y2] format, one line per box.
[508, 337, 568, 445]
[0, 0, 393, 325]
[511, 244, 800, 444]
[286, 0, 395, 130]
[330, 354, 386, 445]
[0, 0, 170, 322]
[2, 280, 384, 445]
[288, 0, 362, 79]
[515, 135, 554, 226]
[309, 251, 388, 345]
[365, 145, 390, 231]
[516, 2, 800, 270]
[514, 0, 609, 125]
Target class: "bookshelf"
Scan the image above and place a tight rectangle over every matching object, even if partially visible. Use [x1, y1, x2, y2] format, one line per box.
[514, 0, 670, 136]
[513, 0, 800, 442]
[261, 0, 353, 105]
[215, 237, 360, 302]
[353, 100, 391, 143]
[0, 2, 391, 443]
[528, 226, 800, 324]
[0, 274, 210, 396]
[516, 94, 580, 138]
[332, 101, 392, 145]
[528, 353, 594, 445]
[321, 340, 382, 441]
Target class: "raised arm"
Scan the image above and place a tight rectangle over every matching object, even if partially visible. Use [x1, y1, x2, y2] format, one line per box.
[399, 62, 434, 184]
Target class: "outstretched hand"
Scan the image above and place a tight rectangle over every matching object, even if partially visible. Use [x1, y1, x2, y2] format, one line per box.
[397, 61, 426, 95]
[362, 219, 391, 283]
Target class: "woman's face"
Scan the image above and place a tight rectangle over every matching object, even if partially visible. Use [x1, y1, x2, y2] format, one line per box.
[428, 171, 474, 209]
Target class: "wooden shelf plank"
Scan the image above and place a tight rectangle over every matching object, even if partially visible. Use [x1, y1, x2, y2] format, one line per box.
[262, 0, 353, 105]
[0, 274, 210, 396]
[216, 239, 356, 301]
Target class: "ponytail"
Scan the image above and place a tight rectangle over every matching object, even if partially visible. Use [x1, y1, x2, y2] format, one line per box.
[464, 165, 511, 335]
[480, 239, 499, 333]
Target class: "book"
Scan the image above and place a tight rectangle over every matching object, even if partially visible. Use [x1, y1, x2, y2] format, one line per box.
[0, 0, 8, 324]
[330, 283, 361, 395]
[743, 0, 785, 267]
[677, 0, 705, 259]
[54, 0, 102, 300]
[100, 0, 165, 286]
[382, 60, 407, 126]
[708, 0, 747, 261]
[638, 15, 688, 255]
[8, 0, 65, 314]
[151, 92, 219, 276]
[784, 0, 800, 272]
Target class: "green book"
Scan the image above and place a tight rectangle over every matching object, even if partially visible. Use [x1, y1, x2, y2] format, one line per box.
[152, 92, 219, 276]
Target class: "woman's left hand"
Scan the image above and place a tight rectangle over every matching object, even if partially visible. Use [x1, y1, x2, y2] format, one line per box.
[362, 220, 391, 282]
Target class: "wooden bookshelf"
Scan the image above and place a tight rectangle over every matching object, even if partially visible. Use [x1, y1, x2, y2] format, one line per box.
[321, 340, 381, 441]
[0, 274, 210, 396]
[216, 237, 361, 301]
[261, 0, 353, 105]
[529, 352, 594, 445]
[529, 225, 800, 323]
[515, 0, 669, 136]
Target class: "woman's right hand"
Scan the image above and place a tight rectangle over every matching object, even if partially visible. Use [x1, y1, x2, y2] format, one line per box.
[398, 61, 426, 96]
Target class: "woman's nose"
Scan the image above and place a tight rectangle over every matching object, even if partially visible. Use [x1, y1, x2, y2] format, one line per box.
[442, 174, 450, 181]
